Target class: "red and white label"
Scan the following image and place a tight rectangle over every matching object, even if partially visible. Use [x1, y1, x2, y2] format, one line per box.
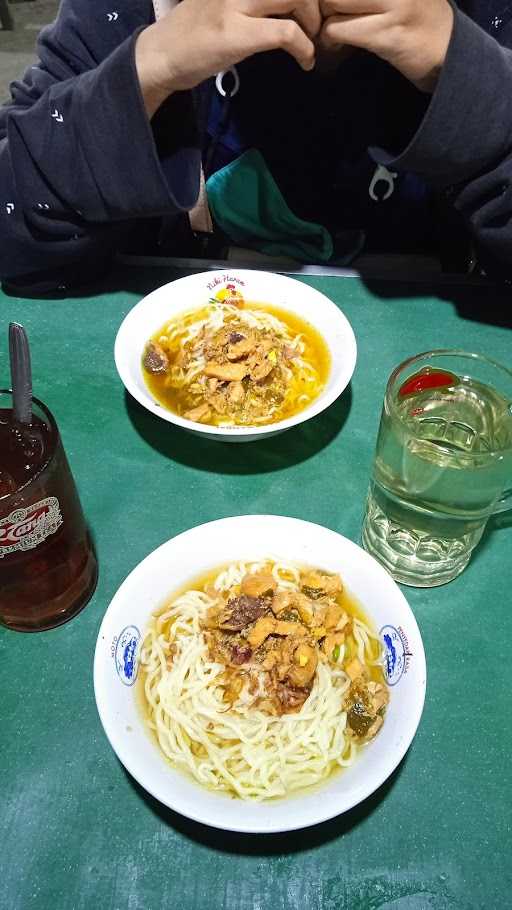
[0, 496, 63, 557]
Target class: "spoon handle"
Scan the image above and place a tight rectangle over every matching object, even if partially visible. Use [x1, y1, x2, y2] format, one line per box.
[9, 322, 33, 425]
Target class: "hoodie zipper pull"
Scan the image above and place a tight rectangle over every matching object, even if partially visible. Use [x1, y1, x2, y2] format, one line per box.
[369, 164, 398, 202]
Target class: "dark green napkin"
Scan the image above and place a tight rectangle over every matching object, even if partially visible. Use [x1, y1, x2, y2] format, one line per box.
[206, 148, 335, 262]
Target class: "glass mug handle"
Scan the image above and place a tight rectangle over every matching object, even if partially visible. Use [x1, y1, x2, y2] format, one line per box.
[494, 486, 512, 514]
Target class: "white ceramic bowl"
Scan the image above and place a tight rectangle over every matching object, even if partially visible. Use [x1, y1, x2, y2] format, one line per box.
[94, 516, 426, 834]
[114, 269, 357, 442]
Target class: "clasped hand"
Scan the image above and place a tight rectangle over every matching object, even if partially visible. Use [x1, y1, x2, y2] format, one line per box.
[318, 0, 454, 91]
[136, 0, 454, 118]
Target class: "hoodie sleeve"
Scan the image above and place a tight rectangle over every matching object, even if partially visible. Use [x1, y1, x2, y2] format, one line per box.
[371, 7, 512, 276]
[0, 0, 200, 292]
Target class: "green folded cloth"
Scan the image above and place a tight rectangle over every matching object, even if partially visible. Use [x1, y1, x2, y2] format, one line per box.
[206, 148, 334, 263]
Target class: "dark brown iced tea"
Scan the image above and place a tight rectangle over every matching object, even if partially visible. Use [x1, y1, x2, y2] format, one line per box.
[0, 392, 97, 631]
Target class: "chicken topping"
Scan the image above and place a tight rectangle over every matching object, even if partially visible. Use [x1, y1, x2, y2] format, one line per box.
[203, 361, 249, 382]
[271, 590, 294, 615]
[230, 643, 253, 665]
[275, 683, 310, 713]
[241, 571, 277, 598]
[287, 643, 318, 687]
[218, 595, 268, 631]
[301, 570, 343, 599]
[344, 678, 389, 742]
[247, 615, 278, 649]
[142, 306, 306, 427]
[226, 333, 256, 361]
[183, 402, 211, 423]
[200, 565, 388, 734]
[228, 381, 245, 405]
[143, 341, 169, 374]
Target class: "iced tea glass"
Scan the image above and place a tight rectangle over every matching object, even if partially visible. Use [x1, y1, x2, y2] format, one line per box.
[0, 390, 98, 630]
[362, 352, 512, 587]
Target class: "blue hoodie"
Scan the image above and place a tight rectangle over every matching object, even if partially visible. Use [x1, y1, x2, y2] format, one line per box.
[1, 1, 512, 291]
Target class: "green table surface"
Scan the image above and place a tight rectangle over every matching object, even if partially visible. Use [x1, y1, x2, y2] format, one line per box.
[1, 269, 511, 910]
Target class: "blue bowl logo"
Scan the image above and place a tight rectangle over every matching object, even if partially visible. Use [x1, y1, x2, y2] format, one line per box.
[114, 625, 141, 686]
[380, 624, 411, 687]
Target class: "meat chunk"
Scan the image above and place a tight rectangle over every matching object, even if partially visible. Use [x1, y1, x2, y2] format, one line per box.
[274, 620, 306, 637]
[287, 643, 318, 687]
[301, 571, 343, 599]
[344, 680, 374, 738]
[227, 381, 245, 405]
[226, 334, 255, 361]
[208, 388, 230, 415]
[183, 402, 211, 423]
[219, 595, 267, 631]
[202, 605, 222, 629]
[143, 341, 169, 374]
[272, 636, 297, 680]
[344, 679, 388, 741]
[271, 590, 294, 615]
[247, 615, 276, 648]
[275, 683, 310, 713]
[260, 649, 281, 671]
[205, 630, 236, 665]
[230, 643, 253, 665]
[324, 602, 348, 631]
[203, 361, 249, 381]
[368, 681, 389, 713]
[346, 705, 375, 738]
[248, 350, 274, 382]
[271, 590, 313, 624]
[291, 592, 314, 626]
[311, 604, 327, 627]
[245, 614, 304, 649]
[241, 571, 277, 598]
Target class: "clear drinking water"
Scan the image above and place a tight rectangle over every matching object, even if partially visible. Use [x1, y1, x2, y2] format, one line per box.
[362, 352, 512, 586]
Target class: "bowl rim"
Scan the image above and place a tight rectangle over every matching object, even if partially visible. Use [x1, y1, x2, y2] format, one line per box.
[113, 269, 357, 438]
[93, 515, 427, 833]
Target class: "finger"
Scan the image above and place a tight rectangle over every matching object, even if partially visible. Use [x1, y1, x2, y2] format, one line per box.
[320, 0, 384, 14]
[245, 0, 321, 39]
[246, 16, 316, 69]
[320, 12, 385, 50]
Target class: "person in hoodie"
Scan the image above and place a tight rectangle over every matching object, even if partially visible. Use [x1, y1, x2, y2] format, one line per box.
[1, 0, 511, 293]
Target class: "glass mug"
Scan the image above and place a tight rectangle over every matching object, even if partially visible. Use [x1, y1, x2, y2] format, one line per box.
[0, 390, 98, 630]
[362, 352, 512, 587]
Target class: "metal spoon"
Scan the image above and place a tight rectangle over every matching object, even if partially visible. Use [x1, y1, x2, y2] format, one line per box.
[9, 322, 32, 425]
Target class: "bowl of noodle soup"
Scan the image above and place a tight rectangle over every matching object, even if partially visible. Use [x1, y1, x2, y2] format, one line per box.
[94, 516, 426, 833]
[114, 269, 356, 441]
